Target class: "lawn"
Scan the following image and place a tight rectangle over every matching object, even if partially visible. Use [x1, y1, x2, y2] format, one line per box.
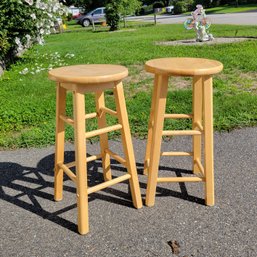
[0, 23, 257, 148]
[205, 4, 257, 14]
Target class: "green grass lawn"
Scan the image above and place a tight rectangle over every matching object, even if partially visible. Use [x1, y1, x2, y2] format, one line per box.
[205, 4, 257, 14]
[0, 24, 257, 148]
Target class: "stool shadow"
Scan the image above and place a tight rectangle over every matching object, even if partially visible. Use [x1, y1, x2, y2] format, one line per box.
[136, 163, 205, 206]
[0, 151, 135, 233]
[0, 151, 204, 233]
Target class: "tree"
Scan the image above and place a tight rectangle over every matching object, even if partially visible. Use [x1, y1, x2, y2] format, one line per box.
[105, 0, 121, 31]
[106, 0, 141, 31]
[119, 0, 142, 27]
[62, 0, 105, 12]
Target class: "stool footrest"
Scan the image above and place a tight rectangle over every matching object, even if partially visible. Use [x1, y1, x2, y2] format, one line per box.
[65, 154, 102, 170]
[85, 124, 122, 138]
[105, 149, 126, 166]
[58, 163, 77, 183]
[85, 112, 98, 119]
[195, 158, 205, 176]
[162, 130, 202, 136]
[161, 151, 193, 156]
[60, 112, 98, 127]
[195, 121, 203, 132]
[164, 114, 193, 119]
[157, 176, 205, 183]
[101, 107, 117, 117]
[87, 174, 131, 194]
[60, 115, 74, 126]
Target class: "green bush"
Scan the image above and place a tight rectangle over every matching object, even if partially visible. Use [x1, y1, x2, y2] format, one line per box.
[173, 0, 194, 14]
[106, 0, 121, 31]
[0, 0, 68, 67]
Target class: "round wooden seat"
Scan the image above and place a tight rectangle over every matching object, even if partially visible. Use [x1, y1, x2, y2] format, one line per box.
[145, 57, 223, 76]
[48, 64, 128, 84]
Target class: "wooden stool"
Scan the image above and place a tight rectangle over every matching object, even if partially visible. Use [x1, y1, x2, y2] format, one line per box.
[48, 64, 142, 235]
[143, 57, 223, 207]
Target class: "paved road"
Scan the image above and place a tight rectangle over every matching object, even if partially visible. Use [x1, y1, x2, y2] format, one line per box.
[1, 127, 257, 256]
[128, 12, 257, 25]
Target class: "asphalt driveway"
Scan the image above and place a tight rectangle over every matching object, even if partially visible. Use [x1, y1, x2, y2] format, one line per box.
[128, 12, 257, 25]
[0, 127, 257, 256]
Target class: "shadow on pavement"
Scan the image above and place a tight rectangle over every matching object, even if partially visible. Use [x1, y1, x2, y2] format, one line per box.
[0, 151, 204, 233]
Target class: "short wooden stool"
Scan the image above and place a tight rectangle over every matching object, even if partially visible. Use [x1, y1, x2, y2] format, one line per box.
[48, 64, 142, 235]
[143, 57, 223, 207]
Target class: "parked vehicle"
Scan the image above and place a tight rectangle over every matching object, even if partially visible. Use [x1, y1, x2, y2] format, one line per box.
[166, 5, 174, 13]
[76, 7, 106, 27]
[68, 6, 84, 19]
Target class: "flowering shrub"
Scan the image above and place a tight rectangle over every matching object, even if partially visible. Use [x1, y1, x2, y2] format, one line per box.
[0, 0, 68, 66]
[19, 51, 75, 75]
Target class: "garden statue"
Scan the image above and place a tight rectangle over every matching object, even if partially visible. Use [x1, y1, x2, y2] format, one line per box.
[184, 5, 214, 42]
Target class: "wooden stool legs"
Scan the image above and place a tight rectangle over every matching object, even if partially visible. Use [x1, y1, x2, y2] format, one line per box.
[203, 76, 214, 206]
[73, 89, 89, 234]
[192, 76, 203, 175]
[143, 76, 159, 175]
[54, 83, 66, 201]
[145, 74, 215, 207]
[114, 82, 142, 209]
[54, 85, 90, 234]
[95, 91, 112, 181]
[54, 82, 142, 235]
[145, 75, 169, 207]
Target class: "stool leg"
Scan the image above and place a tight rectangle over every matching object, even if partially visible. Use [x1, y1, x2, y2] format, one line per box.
[73, 90, 89, 234]
[203, 76, 215, 206]
[95, 91, 112, 181]
[192, 76, 203, 174]
[146, 75, 169, 207]
[114, 82, 142, 209]
[144, 76, 159, 175]
[54, 83, 66, 201]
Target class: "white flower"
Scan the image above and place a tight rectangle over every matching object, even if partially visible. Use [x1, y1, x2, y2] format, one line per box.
[25, 34, 31, 41]
[37, 36, 45, 45]
[15, 37, 21, 45]
[19, 68, 29, 75]
[24, 0, 33, 5]
[38, 2, 47, 10]
[30, 13, 36, 20]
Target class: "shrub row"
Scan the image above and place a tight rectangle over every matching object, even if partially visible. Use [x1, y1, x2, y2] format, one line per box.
[0, 0, 68, 69]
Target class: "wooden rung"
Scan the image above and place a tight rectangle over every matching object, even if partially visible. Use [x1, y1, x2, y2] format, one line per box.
[87, 154, 102, 162]
[87, 174, 131, 194]
[195, 121, 203, 132]
[157, 176, 205, 183]
[65, 161, 76, 168]
[161, 151, 193, 156]
[60, 113, 97, 126]
[195, 158, 205, 177]
[101, 107, 117, 117]
[162, 130, 202, 136]
[85, 112, 97, 119]
[85, 124, 122, 138]
[164, 114, 193, 119]
[105, 149, 126, 166]
[65, 154, 102, 169]
[58, 163, 77, 183]
[60, 115, 74, 126]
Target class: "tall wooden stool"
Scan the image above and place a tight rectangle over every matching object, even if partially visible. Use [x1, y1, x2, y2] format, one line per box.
[48, 64, 142, 235]
[143, 57, 223, 207]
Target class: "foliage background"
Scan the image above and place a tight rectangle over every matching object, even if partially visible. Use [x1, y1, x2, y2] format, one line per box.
[0, 0, 67, 68]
